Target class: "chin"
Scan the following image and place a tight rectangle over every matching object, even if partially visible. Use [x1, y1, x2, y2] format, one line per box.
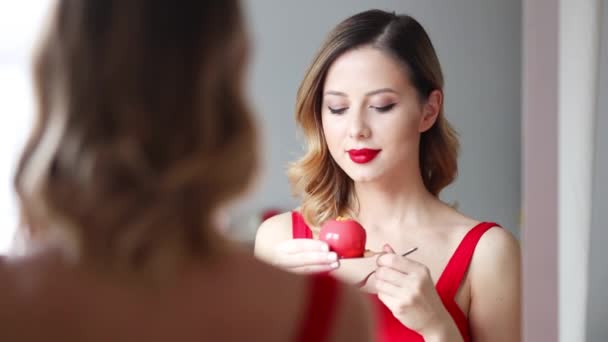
[337, 159, 386, 183]
[345, 170, 383, 183]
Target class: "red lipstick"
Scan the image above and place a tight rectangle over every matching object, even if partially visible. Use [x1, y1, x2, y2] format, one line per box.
[347, 149, 380, 164]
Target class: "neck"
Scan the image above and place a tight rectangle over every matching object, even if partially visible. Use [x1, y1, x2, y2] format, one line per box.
[32, 223, 230, 285]
[353, 166, 441, 234]
[120, 229, 230, 282]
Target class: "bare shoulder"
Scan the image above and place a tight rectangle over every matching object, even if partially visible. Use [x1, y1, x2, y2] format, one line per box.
[440, 204, 520, 282]
[464, 226, 521, 340]
[0, 254, 58, 339]
[469, 225, 521, 286]
[229, 252, 372, 342]
[0, 257, 14, 301]
[248, 257, 374, 342]
[0, 261, 19, 339]
[0, 254, 41, 297]
[473, 225, 520, 266]
[253, 211, 294, 261]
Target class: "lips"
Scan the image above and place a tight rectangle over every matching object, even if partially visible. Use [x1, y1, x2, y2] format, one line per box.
[347, 148, 381, 164]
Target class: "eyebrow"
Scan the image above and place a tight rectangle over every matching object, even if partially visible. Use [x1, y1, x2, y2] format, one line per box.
[324, 88, 399, 97]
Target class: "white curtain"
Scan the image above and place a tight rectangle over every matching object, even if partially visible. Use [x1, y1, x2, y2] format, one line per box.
[586, 1, 608, 340]
[558, 0, 602, 340]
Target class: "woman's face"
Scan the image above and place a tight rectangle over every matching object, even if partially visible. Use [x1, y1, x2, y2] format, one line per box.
[321, 45, 438, 183]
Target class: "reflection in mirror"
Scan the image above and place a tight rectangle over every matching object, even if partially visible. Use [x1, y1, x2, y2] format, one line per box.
[230, 1, 521, 244]
[243, 3, 521, 341]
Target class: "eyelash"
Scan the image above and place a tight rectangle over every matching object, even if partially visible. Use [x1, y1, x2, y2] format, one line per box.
[374, 103, 396, 113]
[327, 103, 396, 115]
[328, 107, 347, 114]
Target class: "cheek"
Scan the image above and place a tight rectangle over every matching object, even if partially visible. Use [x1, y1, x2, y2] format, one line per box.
[322, 116, 344, 150]
[376, 115, 418, 139]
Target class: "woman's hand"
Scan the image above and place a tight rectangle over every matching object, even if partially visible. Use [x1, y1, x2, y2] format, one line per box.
[330, 253, 380, 290]
[375, 244, 463, 342]
[272, 238, 339, 273]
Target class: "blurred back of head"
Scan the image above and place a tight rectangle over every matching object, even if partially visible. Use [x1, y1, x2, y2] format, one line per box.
[13, 0, 257, 271]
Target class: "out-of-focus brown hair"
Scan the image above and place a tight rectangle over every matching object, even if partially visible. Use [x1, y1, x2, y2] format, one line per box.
[14, 0, 257, 269]
[289, 10, 459, 229]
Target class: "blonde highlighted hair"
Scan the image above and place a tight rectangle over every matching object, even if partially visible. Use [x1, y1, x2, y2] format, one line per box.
[289, 10, 459, 230]
[14, 0, 256, 269]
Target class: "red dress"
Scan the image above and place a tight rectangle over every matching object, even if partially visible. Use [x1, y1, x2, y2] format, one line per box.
[292, 211, 499, 341]
[295, 272, 340, 342]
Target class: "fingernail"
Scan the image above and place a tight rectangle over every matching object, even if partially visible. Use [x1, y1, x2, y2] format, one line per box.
[328, 252, 337, 261]
[330, 261, 339, 268]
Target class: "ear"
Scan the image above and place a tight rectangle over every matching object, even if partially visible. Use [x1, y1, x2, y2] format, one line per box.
[418, 90, 442, 133]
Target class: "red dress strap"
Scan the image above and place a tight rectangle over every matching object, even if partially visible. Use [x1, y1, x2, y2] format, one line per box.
[436, 222, 500, 299]
[295, 273, 340, 342]
[435, 222, 499, 342]
[292, 211, 313, 239]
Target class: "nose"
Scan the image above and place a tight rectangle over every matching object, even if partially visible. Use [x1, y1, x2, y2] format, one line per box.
[348, 112, 371, 139]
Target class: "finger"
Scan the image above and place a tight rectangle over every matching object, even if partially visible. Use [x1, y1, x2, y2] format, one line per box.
[375, 266, 408, 286]
[276, 239, 329, 254]
[274, 251, 338, 268]
[383, 243, 396, 253]
[375, 278, 404, 298]
[377, 253, 427, 274]
[376, 290, 401, 311]
[290, 262, 340, 274]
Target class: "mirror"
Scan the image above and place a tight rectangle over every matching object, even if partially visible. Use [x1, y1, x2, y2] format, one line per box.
[225, 0, 522, 245]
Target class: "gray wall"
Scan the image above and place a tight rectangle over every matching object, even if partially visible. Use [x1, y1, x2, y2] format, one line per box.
[234, 0, 521, 241]
[586, 1, 608, 340]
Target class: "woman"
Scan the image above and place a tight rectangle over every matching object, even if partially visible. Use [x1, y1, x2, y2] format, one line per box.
[255, 9, 520, 342]
[0, 1, 373, 341]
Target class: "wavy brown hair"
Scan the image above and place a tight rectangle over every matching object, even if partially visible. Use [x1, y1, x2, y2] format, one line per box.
[289, 10, 459, 229]
[14, 0, 256, 269]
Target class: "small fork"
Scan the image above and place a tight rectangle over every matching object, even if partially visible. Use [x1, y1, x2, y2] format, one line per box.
[354, 247, 418, 288]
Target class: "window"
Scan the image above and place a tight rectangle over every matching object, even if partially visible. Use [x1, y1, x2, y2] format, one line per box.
[0, 1, 52, 253]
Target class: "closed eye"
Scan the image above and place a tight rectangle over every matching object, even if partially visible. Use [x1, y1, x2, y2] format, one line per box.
[372, 103, 396, 113]
[328, 106, 348, 114]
